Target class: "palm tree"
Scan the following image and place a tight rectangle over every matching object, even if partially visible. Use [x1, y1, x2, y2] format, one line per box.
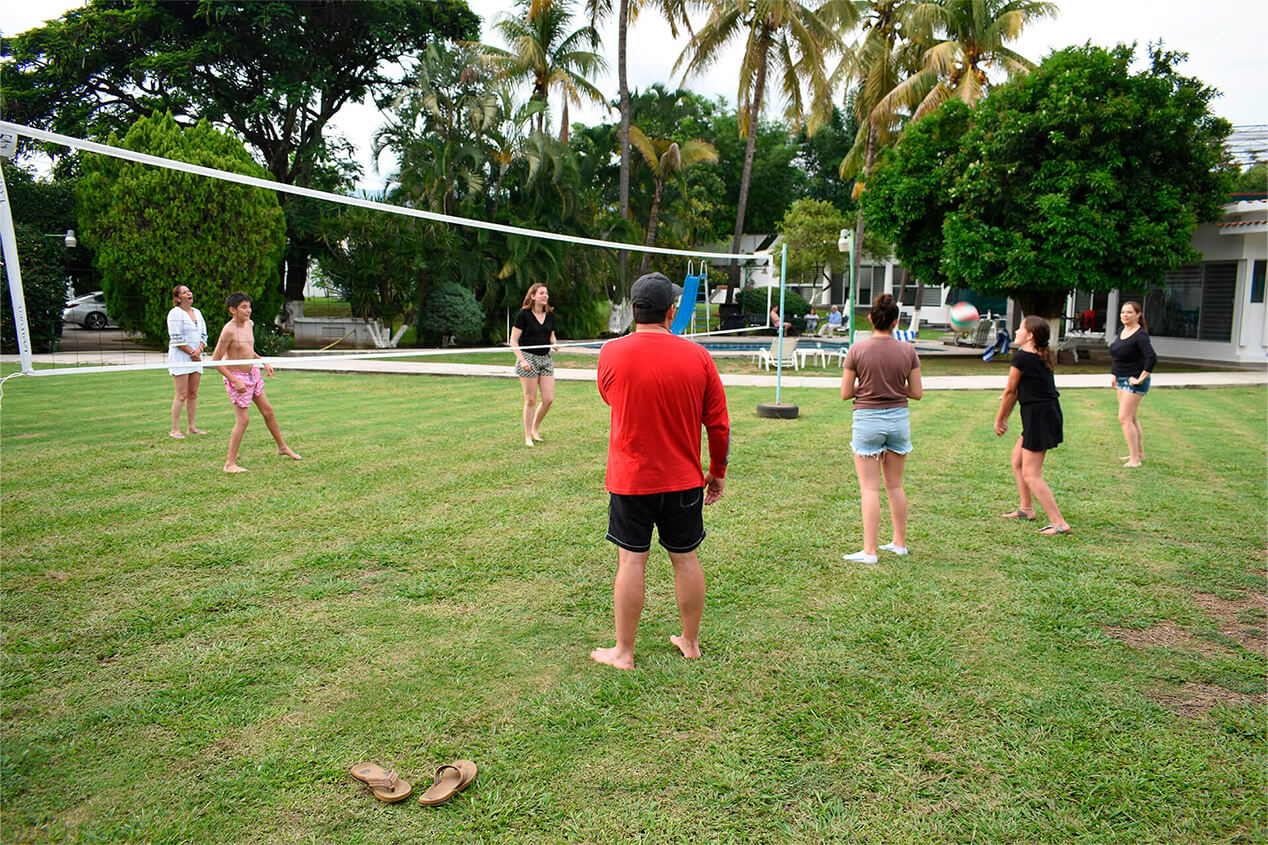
[583, 0, 692, 286]
[833, 1, 924, 329]
[878, 0, 1056, 120]
[627, 125, 718, 275]
[675, 0, 859, 291]
[487, 0, 608, 143]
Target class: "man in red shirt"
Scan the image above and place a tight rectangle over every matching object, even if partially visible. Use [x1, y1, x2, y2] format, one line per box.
[591, 273, 730, 670]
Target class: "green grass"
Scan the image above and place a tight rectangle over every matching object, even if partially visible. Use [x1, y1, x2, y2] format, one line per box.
[1, 369, 1264, 843]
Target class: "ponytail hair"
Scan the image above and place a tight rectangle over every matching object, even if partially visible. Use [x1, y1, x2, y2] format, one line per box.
[869, 293, 899, 332]
[1023, 315, 1055, 371]
[1123, 300, 1146, 331]
[172, 285, 186, 305]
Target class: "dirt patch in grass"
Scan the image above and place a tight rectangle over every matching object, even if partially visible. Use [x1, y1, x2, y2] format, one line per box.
[1149, 682, 1267, 714]
[1105, 620, 1229, 657]
[1191, 591, 1268, 653]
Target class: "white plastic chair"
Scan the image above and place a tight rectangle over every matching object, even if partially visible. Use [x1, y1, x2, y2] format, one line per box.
[759, 337, 799, 371]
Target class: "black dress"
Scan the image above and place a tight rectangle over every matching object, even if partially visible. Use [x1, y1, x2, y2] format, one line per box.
[1013, 349, 1063, 452]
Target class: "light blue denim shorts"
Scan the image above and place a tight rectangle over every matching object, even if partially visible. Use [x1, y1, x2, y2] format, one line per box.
[851, 407, 913, 457]
[1115, 375, 1151, 395]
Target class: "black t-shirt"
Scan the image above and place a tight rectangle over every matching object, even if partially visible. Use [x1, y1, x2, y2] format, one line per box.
[514, 308, 556, 355]
[1012, 349, 1059, 405]
[1109, 329, 1157, 378]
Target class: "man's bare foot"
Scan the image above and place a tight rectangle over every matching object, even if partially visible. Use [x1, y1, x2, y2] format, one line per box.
[277, 447, 302, 460]
[590, 646, 633, 670]
[224, 463, 248, 473]
[670, 635, 701, 659]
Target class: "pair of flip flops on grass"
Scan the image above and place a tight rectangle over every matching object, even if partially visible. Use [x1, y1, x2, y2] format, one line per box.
[350, 759, 477, 807]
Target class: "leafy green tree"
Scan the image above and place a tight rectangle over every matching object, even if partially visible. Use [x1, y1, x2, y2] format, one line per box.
[709, 110, 806, 235]
[5, 0, 479, 299]
[777, 198, 849, 290]
[2, 160, 98, 295]
[1232, 163, 1267, 194]
[866, 45, 1233, 319]
[77, 113, 286, 342]
[676, 0, 859, 292]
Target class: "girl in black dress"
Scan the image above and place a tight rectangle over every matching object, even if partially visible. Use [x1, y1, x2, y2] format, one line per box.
[510, 283, 559, 447]
[994, 316, 1071, 535]
[1108, 300, 1156, 467]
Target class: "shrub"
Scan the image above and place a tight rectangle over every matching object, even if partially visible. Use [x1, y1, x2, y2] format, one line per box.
[418, 283, 484, 345]
[78, 112, 286, 343]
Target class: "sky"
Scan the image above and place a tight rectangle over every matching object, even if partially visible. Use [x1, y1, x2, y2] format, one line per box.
[2, 0, 1265, 190]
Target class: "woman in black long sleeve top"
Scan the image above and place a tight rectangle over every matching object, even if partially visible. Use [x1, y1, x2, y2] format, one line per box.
[1108, 300, 1157, 467]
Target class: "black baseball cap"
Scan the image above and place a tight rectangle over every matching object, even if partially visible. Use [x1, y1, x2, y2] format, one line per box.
[630, 272, 683, 310]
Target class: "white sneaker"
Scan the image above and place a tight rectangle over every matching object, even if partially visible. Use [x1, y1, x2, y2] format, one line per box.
[879, 543, 908, 556]
[843, 551, 879, 564]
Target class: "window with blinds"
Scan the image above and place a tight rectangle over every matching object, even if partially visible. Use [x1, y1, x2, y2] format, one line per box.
[1122, 261, 1239, 340]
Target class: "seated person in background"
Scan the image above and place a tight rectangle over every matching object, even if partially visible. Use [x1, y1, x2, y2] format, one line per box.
[821, 304, 844, 336]
[769, 306, 791, 333]
[805, 307, 820, 333]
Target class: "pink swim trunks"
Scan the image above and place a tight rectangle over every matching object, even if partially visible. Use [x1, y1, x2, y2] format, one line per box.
[223, 367, 264, 407]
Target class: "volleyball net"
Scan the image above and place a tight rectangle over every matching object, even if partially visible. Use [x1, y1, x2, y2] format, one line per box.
[0, 120, 781, 380]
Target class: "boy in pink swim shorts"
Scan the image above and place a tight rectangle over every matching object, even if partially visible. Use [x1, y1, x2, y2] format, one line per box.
[211, 292, 301, 473]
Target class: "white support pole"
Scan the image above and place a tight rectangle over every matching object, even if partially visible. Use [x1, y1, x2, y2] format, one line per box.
[0, 160, 36, 375]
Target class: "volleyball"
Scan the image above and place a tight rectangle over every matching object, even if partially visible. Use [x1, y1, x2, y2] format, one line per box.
[949, 301, 980, 331]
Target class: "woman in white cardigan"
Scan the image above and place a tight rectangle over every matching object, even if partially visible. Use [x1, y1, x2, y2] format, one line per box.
[167, 285, 208, 438]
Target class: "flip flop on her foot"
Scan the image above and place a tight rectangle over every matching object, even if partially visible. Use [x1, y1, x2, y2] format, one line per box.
[1002, 508, 1035, 520]
[187, 428, 207, 435]
[1038, 524, 1071, 536]
[168, 431, 185, 439]
[349, 762, 412, 803]
[418, 759, 478, 807]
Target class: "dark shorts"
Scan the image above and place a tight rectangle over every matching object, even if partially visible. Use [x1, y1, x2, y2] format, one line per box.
[1020, 399, 1063, 452]
[606, 488, 706, 553]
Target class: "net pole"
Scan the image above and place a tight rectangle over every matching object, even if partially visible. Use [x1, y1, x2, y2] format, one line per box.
[0, 162, 36, 375]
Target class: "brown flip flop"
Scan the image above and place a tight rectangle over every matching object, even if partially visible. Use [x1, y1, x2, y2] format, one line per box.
[418, 759, 478, 807]
[349, 762, 412, 803]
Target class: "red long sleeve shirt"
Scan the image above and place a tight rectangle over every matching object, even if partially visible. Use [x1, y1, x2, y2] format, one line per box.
[597, 330, 730, 495]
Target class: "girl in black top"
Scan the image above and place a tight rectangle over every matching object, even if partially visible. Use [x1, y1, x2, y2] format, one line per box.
[1108, 300, 1156, 467]
[510, 283, 559, 447]
[994, 316, 1071, 535]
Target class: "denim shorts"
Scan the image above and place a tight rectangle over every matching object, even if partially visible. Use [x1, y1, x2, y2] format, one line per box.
[1115, 375, 1151, 395]
[851, 407, 912, 457]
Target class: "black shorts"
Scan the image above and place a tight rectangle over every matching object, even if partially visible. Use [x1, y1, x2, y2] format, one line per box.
[606, 488, 706, 553]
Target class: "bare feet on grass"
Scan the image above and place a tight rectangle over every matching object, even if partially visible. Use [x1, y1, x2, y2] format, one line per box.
[670, 635, 701, 659]
[531, 432, 544, 442]
[590, 646, 633, 670]
[224, 463, 248, 473]
[278, 447, 302, 460]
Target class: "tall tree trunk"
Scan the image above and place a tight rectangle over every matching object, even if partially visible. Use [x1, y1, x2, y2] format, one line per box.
[613, 0, 632, 321]
[849, 121, 878, 335]
[727, 29, 770, 300]
[637, 179, 666, 277]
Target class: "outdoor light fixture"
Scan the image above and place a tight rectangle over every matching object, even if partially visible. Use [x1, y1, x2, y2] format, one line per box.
[43, 228, 76, 248]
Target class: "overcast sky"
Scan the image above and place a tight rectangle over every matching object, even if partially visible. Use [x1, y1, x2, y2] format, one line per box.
[3, 0, 1265, 190]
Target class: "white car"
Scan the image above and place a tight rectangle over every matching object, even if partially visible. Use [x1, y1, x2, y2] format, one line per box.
[62, 291, 116, 330]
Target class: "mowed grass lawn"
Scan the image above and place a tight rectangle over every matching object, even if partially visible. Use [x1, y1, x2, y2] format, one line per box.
[1, 368, 1264, 843]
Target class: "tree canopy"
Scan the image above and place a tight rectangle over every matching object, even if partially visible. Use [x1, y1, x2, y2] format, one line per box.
[865, 44, 1233, 317]
[78, 113, 287, 342]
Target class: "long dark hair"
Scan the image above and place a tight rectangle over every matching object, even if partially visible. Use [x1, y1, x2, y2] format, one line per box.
[1023, 315, 1055, 371]
[1123, 300, 1147, 331]
[869, 293, 899, 332]
[521, 283, 553, 312]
